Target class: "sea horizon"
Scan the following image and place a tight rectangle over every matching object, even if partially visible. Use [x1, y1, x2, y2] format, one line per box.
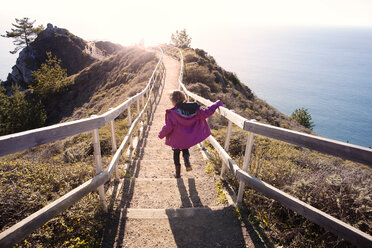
[193, 26, 372, 147]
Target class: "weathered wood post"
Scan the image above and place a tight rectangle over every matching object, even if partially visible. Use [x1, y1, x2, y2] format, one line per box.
[127, 104, 133, 149]
[142, 94, 145, 122]
[147, 89, 151, 125]
[136, 98, 142, 136]
[108, 109, 118, 180]
[91, 117, 108, 212]
[221, 119, 233, 177]
[236, 130, 255, 205]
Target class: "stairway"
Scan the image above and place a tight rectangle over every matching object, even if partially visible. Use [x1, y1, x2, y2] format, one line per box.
[101, 55, 255, 247]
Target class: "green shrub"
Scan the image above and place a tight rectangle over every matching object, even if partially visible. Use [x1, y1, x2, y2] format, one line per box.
[0, 85, 46, 135]
[31, 52, 68, 103]
[291, 108, 315, 130]
[184, 63, 218, 91]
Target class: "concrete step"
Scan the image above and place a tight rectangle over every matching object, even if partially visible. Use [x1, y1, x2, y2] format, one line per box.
[138, 147, 203, 161]
[116, 178, 225, 209]
[128, 157, 210, 179]
[101, 206, 253, 248]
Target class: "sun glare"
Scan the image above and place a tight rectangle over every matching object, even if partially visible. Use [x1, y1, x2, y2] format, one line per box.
[1, 0, 371, 46]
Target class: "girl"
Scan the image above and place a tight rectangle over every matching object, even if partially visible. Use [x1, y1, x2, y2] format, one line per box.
[158, 90, 223, 178]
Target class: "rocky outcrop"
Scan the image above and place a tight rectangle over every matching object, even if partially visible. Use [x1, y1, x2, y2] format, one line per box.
[95, 41, 123, 57]
[3, 23, 123, 92]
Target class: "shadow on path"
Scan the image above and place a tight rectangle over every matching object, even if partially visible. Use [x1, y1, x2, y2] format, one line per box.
[99, 63, 166, 247]
[166, 206, 247, 248]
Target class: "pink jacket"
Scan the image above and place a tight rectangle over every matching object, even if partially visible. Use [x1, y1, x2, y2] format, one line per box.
[158, 100, 223, 149]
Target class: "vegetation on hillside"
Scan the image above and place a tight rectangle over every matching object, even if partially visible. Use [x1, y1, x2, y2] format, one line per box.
[291, 107, 315, 130]
[31, 52, 68, 103]
[45, 47, 157, 123]
[0, 85, 46, 135]
[0, 47, 158, 247]
[163, 45, 371, 247]
[0, 51, 69, 136]
[162, 44, 308, 131]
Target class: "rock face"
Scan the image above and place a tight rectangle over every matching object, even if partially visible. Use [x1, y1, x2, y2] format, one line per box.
[3, 23, 122, 91]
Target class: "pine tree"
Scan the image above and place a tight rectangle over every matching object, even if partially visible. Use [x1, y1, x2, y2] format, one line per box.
[1, 17, 44, 54]
[291, 108, 315, 130]
[171, 29, 192, 48]
[31, 52, 67, 102]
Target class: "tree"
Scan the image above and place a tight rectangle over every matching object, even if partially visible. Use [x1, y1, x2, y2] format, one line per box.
[0, 85, 46, 135]
[171, 29, 192, 48]
[31, 52, 67, 102]
[291, 108, 315, 130]
[1, 17, 44, 54]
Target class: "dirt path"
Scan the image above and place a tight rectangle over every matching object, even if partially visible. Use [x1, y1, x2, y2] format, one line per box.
[100, 55, 262, 247]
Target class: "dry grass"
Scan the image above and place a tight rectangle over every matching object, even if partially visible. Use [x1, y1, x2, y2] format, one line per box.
[175, 46, 371, 247]
[208, 124, 371, 247]
[0, 47, 157, 247]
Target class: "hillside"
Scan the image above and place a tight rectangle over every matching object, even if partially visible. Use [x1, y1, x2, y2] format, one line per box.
[161, 46, 371, 247]
[162, 45, 309, 133]
[2, 23, 122, 91]
[45, 47, 157, 124]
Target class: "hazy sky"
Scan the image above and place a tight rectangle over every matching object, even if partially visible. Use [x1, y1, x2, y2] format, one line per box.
[1, 0, 372, 80]
[1, 0, 372, 46]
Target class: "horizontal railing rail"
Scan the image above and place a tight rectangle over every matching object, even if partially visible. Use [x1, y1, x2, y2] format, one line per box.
[174, 47, 372, 247]
[0, 49, 162, 157]
[0, 47, 165, 247]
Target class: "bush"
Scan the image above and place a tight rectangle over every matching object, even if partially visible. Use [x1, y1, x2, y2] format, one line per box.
[291, 108, 315, 130]
[184, 63, 218, 91]
[187, 83, 212, 99]
[0, 85, 46, 135]
[31, 52, 68, 103]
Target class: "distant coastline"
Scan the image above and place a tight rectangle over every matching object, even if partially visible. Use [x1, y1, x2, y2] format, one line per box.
[193, 27, 372, 147]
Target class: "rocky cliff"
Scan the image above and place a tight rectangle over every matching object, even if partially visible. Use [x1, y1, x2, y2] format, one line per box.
[3, 23, 122, 91]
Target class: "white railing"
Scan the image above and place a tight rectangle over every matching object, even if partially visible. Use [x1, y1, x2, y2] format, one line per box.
[175, 47, 372, 247]
[0, 47, 165, 247]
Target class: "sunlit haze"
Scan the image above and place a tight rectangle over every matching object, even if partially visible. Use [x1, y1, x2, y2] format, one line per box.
[1, 0, 372, 47]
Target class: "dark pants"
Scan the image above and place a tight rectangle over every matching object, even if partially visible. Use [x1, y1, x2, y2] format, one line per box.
[173, 149, 191, 167]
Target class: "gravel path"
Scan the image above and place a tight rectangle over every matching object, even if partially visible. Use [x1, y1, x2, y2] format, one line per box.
[100, 55, 258, 248]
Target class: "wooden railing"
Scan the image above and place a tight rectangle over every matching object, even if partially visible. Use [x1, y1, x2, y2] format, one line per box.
[175, 47, 372, 247]
[0, 47, 166, 247]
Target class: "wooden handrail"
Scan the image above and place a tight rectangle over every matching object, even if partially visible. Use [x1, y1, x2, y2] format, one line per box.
[175, 47, 372, 247]
[244, 120, 372, 166]
[0, 48, 164, 157]
[0, 48, 165, 247]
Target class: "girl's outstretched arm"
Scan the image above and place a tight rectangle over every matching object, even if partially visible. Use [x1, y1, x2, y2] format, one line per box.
[158, 113, 175, 139]
[198, 100, 223, 119]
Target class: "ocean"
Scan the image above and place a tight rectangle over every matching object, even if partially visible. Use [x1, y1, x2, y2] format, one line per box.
[193, 27, 372, 148]
[1, 27, 371, 147]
